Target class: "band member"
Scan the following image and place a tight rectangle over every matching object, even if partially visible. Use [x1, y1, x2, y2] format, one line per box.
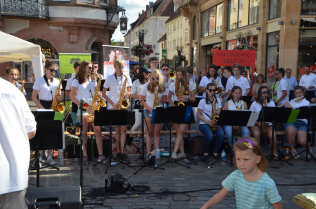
[168, 67, 196, 160]
[284, 86, 312, 159]
[249, 86, 278, 158]
[161, 64, 173, 88]
[5, 67, 26, 96]
[32, 60, 63, 165]
[131, 66, 150, 143]
[65, 61, 81, 132]
[70, 60, 104, 164]
[226, 63, 250, 96]
[102, 59, 132, 162]
[91, 61, 103, 79]
[197, 83, 224, 161]
[148, 57, 159, 73]
[275, 68, 289, 106]
[221, 66, 233, 102]
[199, 64, 222, 99]
[223, 86, 250, 148]
[139, 69, 167, 160]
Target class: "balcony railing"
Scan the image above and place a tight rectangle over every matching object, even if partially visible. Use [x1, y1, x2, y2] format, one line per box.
[0, 0, 49, 19]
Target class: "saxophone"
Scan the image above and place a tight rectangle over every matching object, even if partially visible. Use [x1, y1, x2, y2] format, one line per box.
[50, 78, 65, 113]
[88, 74, 107, 123]
[261, 99, 269, 135]
[153, 84, 160, 108]
[177, 81, 185, 106]
[20, 80, 25, 93]
[117, 75, 130, 110]
[211, 97, 219, 132]
[234, 100, 242, 136]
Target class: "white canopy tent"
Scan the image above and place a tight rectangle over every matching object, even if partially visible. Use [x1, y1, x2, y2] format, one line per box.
[0, 31, 44, 79]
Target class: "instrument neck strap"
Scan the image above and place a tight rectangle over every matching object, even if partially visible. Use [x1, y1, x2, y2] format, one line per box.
[43, 75, 53, 87]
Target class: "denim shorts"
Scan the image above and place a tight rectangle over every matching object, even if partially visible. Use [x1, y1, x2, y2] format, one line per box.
[144, 109, 152, 118]
[71, 112, 79, 125]
[284, 120, 308, 132]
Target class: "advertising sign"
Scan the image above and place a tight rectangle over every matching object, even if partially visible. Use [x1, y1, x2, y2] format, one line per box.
[59, 53, 91, 74]
[103, 45, 130, 78]
[267, 65, 275, 79]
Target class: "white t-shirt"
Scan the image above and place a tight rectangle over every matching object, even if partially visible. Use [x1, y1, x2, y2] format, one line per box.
[226, 76, 250, 96]
[169, 81, 196, 102]
[140, 82, 168, 109]
[277, 78, 289, 105]
[33, 76, 62, 101]
[227, 99, 245, 110]
[131, 79, 144, 96]
[103, 74, 132, 109]
[0, 78, 37, 195]
[290, 98, 310, 124]
[225, 76, 234, 93]
[197, 98, 222, 124]
[199, 76, 223, 98]
[299, 73, 316, 92]
[71, 78, 96, 106]
[249, 101, 275, 120]
[15, 82, 26, 96]
[65, 76, 76, 91]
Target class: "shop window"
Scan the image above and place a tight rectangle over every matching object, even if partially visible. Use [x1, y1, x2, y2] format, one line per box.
[301, 0, 316, 14]
[201, 3, 223, 38]
[209, 7, 216, 36]
[298, 30, 316, 77]
[202, 10, 210, 38]
[216, 4, 223, 34]
[269, 0, 281, 19]
[228, 0, 239, 30]
[249, 0, 259, 24]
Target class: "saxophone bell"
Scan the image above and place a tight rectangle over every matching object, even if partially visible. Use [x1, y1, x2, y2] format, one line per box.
[51, 78, 65, 113]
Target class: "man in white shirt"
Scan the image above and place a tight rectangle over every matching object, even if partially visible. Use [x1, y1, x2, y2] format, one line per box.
[226, 63, 250, 96]
[0, 78, 37, 209]
[299, 66, 316, 102]
[221, 66, 234, 99]
[275, 68, 289, 105]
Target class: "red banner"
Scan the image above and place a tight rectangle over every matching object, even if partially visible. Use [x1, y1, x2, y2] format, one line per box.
[267, 65, 275, 79]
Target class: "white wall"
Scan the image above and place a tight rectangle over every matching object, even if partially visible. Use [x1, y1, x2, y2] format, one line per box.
[49, 6, 108, 21]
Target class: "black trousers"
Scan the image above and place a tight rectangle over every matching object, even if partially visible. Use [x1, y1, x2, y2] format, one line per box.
[40, 100, 53, 109]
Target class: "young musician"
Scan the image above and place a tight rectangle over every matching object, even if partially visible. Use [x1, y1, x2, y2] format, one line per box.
[201, 137, 282, 209]
[168, 67, 196, 160]
[131, 66, 150, 143]
[275, 68, 289, 106]
[221, 66, 233, 103]
[284, 86, 312, 159]
[197, 83, 224, 161]
[32, 60, 63, 165]
[91, 61, 103, 79]
[139, 69, 168, 160]
[199, 64, 222, 99]
[148, 57, 159, 73]
[5, 67, 26, 96]
[226, 63, 250, 96]
[223, 86, 250, 147]
[70, 60, 104, 165]
[102, 59, 132, 162]
[249, 86, 278, 158]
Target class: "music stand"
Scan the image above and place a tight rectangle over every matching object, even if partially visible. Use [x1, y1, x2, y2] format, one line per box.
[29, 117, 63, 187]
[94, 109, 133, 173]
[211, 110, 252, 166]
[62, 80, 67, 107]
[262, 107, 293, 167]
[295, 106, 316, 163]
[152, 106, 192, 169]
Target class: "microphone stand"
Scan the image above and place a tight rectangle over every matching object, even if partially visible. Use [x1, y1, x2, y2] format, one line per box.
[260, 97, 267, 146]
[79, 99, 84, 205]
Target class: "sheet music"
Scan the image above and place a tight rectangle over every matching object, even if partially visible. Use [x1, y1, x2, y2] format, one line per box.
[247, 113, 259, 127]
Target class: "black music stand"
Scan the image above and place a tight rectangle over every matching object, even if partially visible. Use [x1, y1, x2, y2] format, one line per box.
[295, 106, 316, 163]
[211, 110, 252, 166]
[94, 109, 133, 173]
[153, 106, 192, 169]
[29, 117, 63, 187]
[62, 80, 67, 107]
[262, 107, 293, 167]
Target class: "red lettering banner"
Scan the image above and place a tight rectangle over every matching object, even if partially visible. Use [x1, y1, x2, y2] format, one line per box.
[267, 65, 275, 79]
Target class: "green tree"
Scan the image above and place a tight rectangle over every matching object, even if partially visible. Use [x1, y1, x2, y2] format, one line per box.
[111, 39, 123, 46]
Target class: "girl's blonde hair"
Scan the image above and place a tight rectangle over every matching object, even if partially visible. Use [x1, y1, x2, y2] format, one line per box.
[234, 137, 268, 172]
[147, 69, 165, 93]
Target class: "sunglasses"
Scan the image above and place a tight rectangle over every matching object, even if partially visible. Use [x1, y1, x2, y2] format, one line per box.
[207, 89, 216, 92]
[162, 68, 169, 71]
[261, 91, 269, 94]
[152, 77, 159, 81]
[49, 69, 57, 73]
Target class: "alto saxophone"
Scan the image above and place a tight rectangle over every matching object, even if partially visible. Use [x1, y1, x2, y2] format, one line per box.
[177, 81, 185, 106]
[153, 84, 160, 108]
[234, 100, 242, 136]
[117, 75, 130, 110]
[20, 80, 25, 93]
[211, 97, 219, 132]
[50, 78, 65, 113]
[88, 73, 107, 123]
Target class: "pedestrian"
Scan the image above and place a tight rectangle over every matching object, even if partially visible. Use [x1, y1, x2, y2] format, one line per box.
[284, 68, 298, 101]
[299, 66, 316, 102]
[0, 78, 37, 209]
[200, 137, 282, 209]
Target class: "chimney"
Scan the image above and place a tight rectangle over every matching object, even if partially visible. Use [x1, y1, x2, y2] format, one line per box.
[142, 10, 144, 14]
[149, 2, 153, 8]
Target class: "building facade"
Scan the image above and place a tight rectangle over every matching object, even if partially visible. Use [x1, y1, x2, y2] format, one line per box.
[182, 0, 313, 86]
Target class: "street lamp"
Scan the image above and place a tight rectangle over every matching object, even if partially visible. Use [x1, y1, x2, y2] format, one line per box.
[244, 30, 253, 45]
[175, 45, 183, 67]
[136, 27, 148, 66]
[236, 32, 244, 43]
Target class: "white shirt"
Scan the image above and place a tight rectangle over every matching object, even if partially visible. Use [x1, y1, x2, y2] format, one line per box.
[33, 76, 62, 101]
[249, 101, 275, 120]
[103, 73, 132, 109]
[15, 82, 26, 96]
[198, 98, 222, 124]
[228, 99, 245, 110]
[140, 82, 168, 109]
[299, 73, 316, 92]
[0, 78, 37, 195]
[277, 78, 289, 105]
[289, 98, 310, 124]
[169, 81, 196, 102]
[71, 79, 96, 106]
[131, 79, 145, 96]
[226, 76, 250, 96]
[225, 76, 234, 93]
[65, 76, 76, 91]
[199, 76, 223, 98]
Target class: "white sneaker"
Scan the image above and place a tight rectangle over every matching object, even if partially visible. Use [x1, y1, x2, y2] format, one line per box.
[171, 152, 178, 160]
[150, 150, 155, 156]
[291, 150, 300, 159]
[177, 153, 186, 159]
[47, 158, 57, 165]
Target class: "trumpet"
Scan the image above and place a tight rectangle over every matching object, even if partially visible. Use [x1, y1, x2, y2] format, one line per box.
[168, 70, 176, 80]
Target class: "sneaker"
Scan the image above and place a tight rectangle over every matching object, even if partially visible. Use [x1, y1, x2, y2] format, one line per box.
[146, 154, 152, 162]
[171, 137, 176, 143]
[47, 157, 57, 165]
[98, 155, 106, 162]
[171, 152, 178, 160]
[82, 156, 88, 165]
[203, 155, 210, 162]
[291, 150, 300, 159]
[134, 136, 140, 143]
[177, 153, 186, 159]
[150, 150, 156, 156]
[121, 153, 128, 160]
[116, 153, 122, 160]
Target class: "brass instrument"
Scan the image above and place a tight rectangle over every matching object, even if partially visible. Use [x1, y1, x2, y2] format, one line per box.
[117, 75, 130, 110]
[211, 97, 219, 132]
[177, 82, 185, 106]
[50, 78, 65, 113]
[19, 80, 25, 93]
[261, 99, 269, 135]
[88, 74, 107, 123]
[213, 78, 220, 94]
[234, 100, 242, 136]
[168, 70, 176, 80]
[153, 84, 160, 108]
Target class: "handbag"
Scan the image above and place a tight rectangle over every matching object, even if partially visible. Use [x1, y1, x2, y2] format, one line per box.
[189, 136, 205, 156]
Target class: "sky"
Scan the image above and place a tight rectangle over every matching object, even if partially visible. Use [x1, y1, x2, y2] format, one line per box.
[112, 0, 151, 42]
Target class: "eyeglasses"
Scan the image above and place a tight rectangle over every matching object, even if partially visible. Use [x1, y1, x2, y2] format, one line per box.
[162, 68, 169, 71]
[261, 91, 269, 94]
[207, 89, 216, 92]
[152, 77, 159, 81]
[88, 67, 92, 70]
[275, 73, 279, 75]
[49, 69, 57, 73]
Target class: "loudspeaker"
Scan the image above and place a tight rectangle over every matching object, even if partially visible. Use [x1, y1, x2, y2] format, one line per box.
[25, 186, 81, 209]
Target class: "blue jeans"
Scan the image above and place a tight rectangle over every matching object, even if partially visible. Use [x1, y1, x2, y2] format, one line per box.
[71, 112, 79, 126]
[199, 124, 225, 154]
[223, 126, 250, 148]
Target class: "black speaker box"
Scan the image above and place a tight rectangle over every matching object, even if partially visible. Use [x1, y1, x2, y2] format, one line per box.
[66, 138, 111, 158]
[25, 186, 81, 209]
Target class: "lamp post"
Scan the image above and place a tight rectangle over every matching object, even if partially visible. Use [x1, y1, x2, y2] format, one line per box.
[175, 45, 183, 67]
[236, 32, 244, 44]
[136, 27, 148, 67]
[244, 30, 253, 45]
